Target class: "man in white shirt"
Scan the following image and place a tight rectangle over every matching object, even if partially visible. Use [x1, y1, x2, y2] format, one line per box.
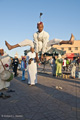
[0, 48, 11, 90]
[0, 48, 12, 99]
[5, 22, 74, 61]
[26, 47, 37, 85]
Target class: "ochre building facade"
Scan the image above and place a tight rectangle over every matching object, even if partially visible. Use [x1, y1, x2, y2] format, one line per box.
[53, 40, 80, 54]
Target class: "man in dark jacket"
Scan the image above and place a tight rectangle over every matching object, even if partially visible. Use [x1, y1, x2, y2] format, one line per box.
[12, 55, 19, 77]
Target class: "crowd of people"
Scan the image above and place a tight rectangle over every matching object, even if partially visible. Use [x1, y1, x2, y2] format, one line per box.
[51, 55, 80, 79]
[0, 20, 76, 98]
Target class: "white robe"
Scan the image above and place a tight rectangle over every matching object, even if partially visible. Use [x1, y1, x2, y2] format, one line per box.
[19, 30, 62, 54]
[33, 30, 50, 54]
[26, 52, 37, 85]
[0, 52, 11, 90]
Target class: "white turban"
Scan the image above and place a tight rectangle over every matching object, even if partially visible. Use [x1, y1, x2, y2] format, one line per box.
[58, 54, 62, 59]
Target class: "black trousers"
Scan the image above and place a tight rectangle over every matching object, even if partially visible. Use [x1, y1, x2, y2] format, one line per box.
[13, 66, 17, 77]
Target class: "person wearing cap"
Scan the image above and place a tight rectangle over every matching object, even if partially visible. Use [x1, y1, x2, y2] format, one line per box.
[21, 57, 26, 81]
[0, 48, 11, 90]
[12, 54, 19, 77]
[26, 47, 37, 85]
[5, 22, 74, 62]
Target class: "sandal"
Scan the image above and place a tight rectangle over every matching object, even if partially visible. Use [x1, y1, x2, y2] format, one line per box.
[7, 90, 15, 92]
[2, 94, 11, 99]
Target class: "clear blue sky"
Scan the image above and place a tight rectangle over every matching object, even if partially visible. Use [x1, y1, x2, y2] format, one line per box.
[0, 0, 80, 57]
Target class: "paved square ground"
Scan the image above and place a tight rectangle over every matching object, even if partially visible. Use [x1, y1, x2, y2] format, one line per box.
[0, 66, 80, 120]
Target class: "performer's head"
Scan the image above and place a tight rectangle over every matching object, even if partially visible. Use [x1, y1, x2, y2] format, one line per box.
[37, 22, 44, 32]
[30, 47, 34, 53]
[0, 48, 4, 56]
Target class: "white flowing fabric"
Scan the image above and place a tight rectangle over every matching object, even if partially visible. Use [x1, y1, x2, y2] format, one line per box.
[26, 52, 37, 85]
[19, 39, 34, 48]
[0, 52, 11, 90]
[33, 30, 50, 54]
[18, 30, 62, 54]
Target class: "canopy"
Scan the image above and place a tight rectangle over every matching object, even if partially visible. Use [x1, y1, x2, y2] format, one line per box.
[66, 53, 74, 60]
[66, 53, 79, 60]
[44, 48, 66, 56]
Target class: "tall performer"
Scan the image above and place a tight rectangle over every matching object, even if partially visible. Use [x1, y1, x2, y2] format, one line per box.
[5, 14, 74, 61]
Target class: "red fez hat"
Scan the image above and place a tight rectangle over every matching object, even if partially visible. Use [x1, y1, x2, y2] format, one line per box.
[37, 22, 43, 27]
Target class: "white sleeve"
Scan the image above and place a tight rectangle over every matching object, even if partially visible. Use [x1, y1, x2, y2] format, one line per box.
[26, 54, 29, 65]
[5, 56, 11, 70]
[7, 57, 11, 66]
[4, 54, 11, 66]
[42, 32, 49, 54]
[33, 33, 38, 53]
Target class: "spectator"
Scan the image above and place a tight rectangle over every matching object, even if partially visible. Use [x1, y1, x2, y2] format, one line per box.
[66, 58, 70, 71]
[77, 57, 80, 70]
[71, 57, 76, 79]
[12, 55, 19, 77]
[63, 58, 66, 71]
[26, 47, 37, 86]
[0, 48, 11, 99]
[56, 54, 63, 77]
[52, 56, 56, 76]
[21, 57, 26, 81]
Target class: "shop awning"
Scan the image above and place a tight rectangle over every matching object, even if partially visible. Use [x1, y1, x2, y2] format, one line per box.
[66, 53, 74, 60]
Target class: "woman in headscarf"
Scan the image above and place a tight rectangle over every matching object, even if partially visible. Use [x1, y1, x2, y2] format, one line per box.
[21, 57, 26, 81]
[56, 54, 63, 77]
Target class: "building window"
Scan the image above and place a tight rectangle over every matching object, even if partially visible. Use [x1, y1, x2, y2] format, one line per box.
[61, 48, 64, 50]
[68, 47, 71, 50]
[75, 47, 78, 50]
